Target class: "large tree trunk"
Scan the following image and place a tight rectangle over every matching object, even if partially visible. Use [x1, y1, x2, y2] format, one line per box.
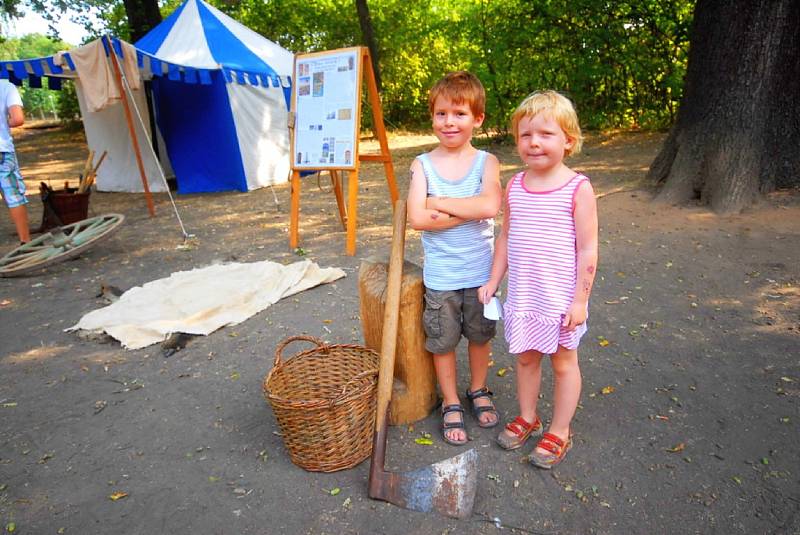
[123, 0, 162, 43]
[355, 0, 382, 92]
[648, 0, 800, 212]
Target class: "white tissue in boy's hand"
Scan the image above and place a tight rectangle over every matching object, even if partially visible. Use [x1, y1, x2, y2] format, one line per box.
[483, 296, 503, 320]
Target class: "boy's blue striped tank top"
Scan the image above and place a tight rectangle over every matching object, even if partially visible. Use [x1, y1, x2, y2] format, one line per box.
[418, 150, 495, 291]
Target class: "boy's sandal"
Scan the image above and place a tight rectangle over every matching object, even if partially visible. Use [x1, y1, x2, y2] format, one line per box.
[441, 404, 468, 446]
[528, 432, 572, 469]
[465, 386, 500, 428]
[496, 415, 542, 450]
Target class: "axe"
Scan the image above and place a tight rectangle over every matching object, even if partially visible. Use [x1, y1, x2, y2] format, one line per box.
[368, 199, 479, 519]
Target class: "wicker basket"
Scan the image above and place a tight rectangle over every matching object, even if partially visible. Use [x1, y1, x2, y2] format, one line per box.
[263, 335, 380, 472]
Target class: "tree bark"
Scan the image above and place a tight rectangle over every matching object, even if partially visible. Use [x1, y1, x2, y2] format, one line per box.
[123, 0, 162, 43]
[648, 0, 800, 212]
[355, 0, 382, 92]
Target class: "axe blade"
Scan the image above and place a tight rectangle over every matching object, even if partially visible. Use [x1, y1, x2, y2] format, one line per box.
[371, 448, 478, 519]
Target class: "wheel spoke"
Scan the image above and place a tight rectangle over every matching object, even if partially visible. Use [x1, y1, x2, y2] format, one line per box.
[0, 214, 125, 277]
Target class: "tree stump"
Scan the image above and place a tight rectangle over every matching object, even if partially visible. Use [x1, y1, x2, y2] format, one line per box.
[359, 257, 437, 425]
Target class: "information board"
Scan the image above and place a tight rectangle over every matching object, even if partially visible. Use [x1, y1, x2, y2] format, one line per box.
[292, 47, 361, 170]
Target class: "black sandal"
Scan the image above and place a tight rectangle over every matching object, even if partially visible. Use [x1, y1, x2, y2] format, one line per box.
[441, 404, 468, 446]
[465, 387, 500, 428]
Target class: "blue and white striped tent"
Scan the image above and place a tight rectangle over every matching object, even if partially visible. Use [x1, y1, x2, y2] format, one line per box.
[135, 0, 294, 193]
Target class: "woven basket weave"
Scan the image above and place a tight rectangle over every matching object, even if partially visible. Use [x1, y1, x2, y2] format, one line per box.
[263, 335, 379, 472]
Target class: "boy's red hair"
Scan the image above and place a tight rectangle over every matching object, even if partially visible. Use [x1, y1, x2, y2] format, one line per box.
[428, 71, 486, 118]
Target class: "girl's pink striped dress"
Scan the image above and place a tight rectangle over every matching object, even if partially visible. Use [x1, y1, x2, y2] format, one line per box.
[503, 172, 589, 354]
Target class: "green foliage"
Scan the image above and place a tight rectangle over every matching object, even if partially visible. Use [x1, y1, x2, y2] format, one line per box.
[218, 0, 692, 132]
[6, 0, 693, 132]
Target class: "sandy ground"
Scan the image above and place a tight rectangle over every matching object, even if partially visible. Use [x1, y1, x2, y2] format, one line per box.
[0, 124, 798, 534]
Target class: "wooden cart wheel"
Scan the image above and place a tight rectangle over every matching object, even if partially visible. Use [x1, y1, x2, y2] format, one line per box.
[0, 214, 125, 278]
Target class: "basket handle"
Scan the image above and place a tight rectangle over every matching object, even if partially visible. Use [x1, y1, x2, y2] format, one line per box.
[332, 368, 380, 406]
[273, 335, 326, 368]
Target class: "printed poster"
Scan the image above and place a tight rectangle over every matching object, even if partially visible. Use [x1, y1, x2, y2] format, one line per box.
[292, 48, 359, 169]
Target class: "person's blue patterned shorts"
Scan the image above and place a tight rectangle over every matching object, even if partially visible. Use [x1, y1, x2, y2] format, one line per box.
[0, 152, 28, 208]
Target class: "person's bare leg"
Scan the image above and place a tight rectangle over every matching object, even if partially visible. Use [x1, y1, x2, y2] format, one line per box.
[467, 340, 497, 426]
[9, 205, 30, 243]
[434, 351, 466, 443]
[498, 350, 543, 441]
[534, 345, 580, 455]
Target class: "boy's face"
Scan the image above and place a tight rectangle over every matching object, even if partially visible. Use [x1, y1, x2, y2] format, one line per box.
[516, 113, 573, 172]
[431, 96, 484, 149]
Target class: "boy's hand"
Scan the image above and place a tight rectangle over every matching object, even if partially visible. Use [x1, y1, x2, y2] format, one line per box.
[562, 301, 588, 331]
[478, 283, 497, 304]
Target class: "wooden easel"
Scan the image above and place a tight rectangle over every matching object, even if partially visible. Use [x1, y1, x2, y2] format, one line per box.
[289, 46, 398, 256]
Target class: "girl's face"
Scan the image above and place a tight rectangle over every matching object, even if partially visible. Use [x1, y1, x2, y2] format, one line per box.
[516, 113, 573, 172]
[431, 96, 484, 149]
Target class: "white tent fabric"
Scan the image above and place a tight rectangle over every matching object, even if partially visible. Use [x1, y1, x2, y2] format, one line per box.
[74, 71, 167, 193]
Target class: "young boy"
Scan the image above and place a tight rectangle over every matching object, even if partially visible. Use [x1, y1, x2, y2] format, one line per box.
[407, 71, 502, 445]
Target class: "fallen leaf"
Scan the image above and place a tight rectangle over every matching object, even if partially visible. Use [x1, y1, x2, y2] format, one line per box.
[6, 522, 15, 533]
[604, 300, 620, 305]
[230, 372, 240, 381]
[415, 437, 433, 446]
[329, 487, 341, 496]
[1, 402, 17, 408]
[601, 386, 615, 395]
[497, 367, 508, 377]
[323, 319, 333, 324]
[599, 339, 610, 347]
[94, 400, 107, 414]
[666, 443, 685, 453]
[109, 491, 128, 501]
[208, 476, 219, 482]
[0, 299, 11, 306]
[732, 476, 742, 485]
[780, 376, 794, 383]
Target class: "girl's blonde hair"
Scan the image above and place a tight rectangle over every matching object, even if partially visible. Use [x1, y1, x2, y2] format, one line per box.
[511, 91, 583, 156]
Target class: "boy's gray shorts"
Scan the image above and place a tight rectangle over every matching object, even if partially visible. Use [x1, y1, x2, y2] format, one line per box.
[423, 287, 496, 355]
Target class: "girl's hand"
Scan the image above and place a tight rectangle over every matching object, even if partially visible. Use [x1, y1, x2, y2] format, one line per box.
[562, 301, 587, 331]
[478, 283, 497, 304]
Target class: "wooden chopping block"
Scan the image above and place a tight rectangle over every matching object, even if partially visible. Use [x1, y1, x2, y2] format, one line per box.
[359, 257, 438, 425]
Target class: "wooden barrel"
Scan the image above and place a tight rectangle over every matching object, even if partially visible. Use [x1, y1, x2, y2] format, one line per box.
[359, 258, 438, 425]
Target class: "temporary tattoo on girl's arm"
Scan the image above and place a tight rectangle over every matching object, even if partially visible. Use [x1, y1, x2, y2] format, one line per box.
[582, 279, 592, 296]
[587, 265, 595, 275]
[430, 212, 439, 220]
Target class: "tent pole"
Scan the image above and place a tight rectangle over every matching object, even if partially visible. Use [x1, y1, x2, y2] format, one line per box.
[104, 35, 156, 217]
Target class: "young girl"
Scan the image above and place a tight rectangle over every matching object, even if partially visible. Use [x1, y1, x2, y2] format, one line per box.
[479, 91, 598, 468]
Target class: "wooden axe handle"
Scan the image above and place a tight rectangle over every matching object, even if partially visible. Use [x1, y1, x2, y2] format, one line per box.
[374, 200, 406, 433]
